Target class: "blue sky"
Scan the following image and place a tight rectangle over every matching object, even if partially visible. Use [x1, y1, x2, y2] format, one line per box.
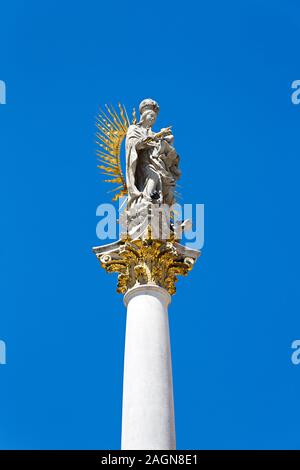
[0, 0, 300, 449]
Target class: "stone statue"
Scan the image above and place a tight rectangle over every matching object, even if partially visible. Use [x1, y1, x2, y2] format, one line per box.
[94, 99, 200, 295]
[126, 99, 181, 210]
[95, 99, 182, 237]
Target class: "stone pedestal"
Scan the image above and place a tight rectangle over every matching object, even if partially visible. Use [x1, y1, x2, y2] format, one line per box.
[121, 285, 175, 450]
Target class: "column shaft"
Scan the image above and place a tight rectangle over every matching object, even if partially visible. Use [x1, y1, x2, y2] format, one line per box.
[121, 285, 176, 450]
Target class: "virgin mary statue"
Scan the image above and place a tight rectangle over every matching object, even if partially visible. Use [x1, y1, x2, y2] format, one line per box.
[125, 99, 181, 219]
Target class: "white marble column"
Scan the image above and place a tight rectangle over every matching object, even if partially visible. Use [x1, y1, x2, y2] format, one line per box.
[121, 284, 176, 450]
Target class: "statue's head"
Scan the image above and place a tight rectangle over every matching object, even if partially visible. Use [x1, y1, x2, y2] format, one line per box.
[138, 98, 159, 128]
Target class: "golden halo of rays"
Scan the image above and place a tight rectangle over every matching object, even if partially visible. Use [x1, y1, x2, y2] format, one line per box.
[96, 103, 136, 202]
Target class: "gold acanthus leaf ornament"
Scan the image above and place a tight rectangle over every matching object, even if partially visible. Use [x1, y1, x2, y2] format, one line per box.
[93, 229, 199, 295]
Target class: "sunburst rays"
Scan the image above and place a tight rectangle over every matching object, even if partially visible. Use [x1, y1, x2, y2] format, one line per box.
[96, 103, 131, 201]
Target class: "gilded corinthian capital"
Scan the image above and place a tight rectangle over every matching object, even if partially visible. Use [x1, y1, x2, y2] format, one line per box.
[93, 229, 200, 296]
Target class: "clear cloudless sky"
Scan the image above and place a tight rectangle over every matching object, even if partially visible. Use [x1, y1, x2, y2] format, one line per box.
[0, 0, 300, 450]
